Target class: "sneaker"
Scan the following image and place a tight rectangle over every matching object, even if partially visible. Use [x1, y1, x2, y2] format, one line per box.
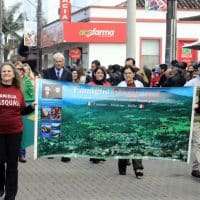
[19, 156, 27, 163]
[61, 157, 71, 162]
[89, 158, 100, 164]
[191, 170, 200, 178]
[47, 157, 54, 159]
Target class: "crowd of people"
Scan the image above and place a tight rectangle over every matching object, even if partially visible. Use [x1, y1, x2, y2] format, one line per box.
[0, 51, 200, 199]
[42, 52, 200, 179]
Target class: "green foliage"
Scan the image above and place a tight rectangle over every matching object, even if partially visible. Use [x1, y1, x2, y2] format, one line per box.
[38, 97, 193, 161]
[2, 2, 24, 60]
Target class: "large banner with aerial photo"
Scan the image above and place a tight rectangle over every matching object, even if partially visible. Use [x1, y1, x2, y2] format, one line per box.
[34, 79, 194, 161]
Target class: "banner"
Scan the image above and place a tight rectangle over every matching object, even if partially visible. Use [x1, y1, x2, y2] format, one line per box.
[24, 21, 37, 46]
[145, 0, 167, 10]
[34, 79, 194, 161]
[177, 40, 198, 64]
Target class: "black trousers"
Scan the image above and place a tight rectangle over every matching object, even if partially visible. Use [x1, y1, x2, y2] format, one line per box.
[0, 133, 22, 198]
[118, 159, 143, 174]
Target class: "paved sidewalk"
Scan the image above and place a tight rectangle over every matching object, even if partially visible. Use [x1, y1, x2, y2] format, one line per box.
[15, 147, 200, 200]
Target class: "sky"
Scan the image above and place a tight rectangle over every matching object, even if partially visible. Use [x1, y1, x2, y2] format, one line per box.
[6, 0, 124, 23]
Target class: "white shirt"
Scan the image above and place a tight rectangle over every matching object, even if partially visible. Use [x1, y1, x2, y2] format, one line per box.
[184, 76, 200, 87]
[118, 80, 144, 88]
[55, 68, 64, 79]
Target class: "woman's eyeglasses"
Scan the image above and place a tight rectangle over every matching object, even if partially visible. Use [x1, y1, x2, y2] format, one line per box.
[16, 68, 24, 72]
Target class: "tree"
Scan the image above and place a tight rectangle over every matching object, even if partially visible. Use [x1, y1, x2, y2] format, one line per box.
[2, 2, 24, 61]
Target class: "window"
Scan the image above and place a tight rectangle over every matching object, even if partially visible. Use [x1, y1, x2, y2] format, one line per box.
[140, 39, 160, 68]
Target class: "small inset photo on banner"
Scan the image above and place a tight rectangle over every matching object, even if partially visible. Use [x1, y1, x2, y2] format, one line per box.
[42, 84, 63, 99]
[40, 123, 52, 139]
[50, 107, 62, 120]
[41, 107, 51, 120]
[51, 129, 61, 138]
[51, 122, 61, 130]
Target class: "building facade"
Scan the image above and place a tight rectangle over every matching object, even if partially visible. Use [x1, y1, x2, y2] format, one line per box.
[42, 1, 200, 69]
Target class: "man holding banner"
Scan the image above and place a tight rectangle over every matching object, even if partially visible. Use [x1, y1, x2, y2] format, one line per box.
[43, 52, 72, 163]
[185, 71, 200, 178]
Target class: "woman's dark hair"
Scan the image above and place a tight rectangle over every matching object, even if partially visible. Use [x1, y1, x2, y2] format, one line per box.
[0, 62, 22, 89]
[122, 65, 138, 74]
[71, 67, 82, 83]
[171, 60, 179, 68]
[125, 57, 136, 66]
[159, 64, 168, 71]
[91, 60, 101, 67]
[92, 66, 107, 83]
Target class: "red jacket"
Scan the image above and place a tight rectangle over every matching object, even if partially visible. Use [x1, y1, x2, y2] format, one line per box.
[0, 85, 26, 134]
[88, 81, 111, 87]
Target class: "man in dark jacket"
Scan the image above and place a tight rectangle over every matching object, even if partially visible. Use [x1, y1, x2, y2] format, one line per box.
[85, 60, 101, 83]
[43, 53, 72, 81]
[164, 65, 186, 87]
[43, 52, 72, 163]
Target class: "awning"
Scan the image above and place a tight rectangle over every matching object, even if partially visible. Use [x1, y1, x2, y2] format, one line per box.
[179, 15, 200, 21]
[183, 41, 200, 50]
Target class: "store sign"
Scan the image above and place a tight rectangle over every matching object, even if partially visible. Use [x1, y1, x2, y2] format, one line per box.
[69, 48, 81, 60]
[63, 22, 126, 43]
[60, 0, 71, 22]
[177, 40, 198, 64]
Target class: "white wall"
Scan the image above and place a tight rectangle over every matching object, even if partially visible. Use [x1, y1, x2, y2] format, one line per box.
[81, 7, 200, 64]
[73, 0, 123, 9]
[87, 20, 200, 68]
[136, 22, 166, 64]
[88, 44, 126, 68]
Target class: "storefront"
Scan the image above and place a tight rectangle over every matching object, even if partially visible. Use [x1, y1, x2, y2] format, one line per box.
[42, 3, 200, 69]
[42, 21, 126, 69]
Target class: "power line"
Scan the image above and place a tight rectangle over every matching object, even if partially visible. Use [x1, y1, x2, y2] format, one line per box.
[24, 0, 37, 8]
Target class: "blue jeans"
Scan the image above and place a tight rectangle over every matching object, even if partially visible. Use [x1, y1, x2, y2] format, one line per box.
[19, 148, 26, 157]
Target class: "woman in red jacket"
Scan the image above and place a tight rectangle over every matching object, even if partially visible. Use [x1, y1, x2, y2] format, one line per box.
[0, 63, 34, 200]
[88, 66, 111, 87]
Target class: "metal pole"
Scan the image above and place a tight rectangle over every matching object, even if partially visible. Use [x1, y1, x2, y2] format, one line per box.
[165, 0, 177, 65]
[37, 0, 42, 72]
[126, 0, 136, 59]
[0, 0, 4, 64]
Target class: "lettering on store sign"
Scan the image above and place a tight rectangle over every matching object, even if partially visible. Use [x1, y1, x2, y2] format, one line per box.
[60, 0, 71, 21]
[79, 28, 115, 38]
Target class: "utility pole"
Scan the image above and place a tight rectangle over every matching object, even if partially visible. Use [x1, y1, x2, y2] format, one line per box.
[165, 0, 177, 65]
[0, 0, 4, 64]
[126, 0, 136, 59]
[37, 0, 42, 72]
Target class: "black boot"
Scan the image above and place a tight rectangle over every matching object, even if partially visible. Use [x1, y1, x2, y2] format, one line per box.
[61, 157, 71, 163]
[132, 159, 144, 178]
[0, 189, 4, 197]
[118, 159, 127, 175]
[191, 170, 200, 178]
[4, 194, 15, 200]
[89, 158, 100, 164]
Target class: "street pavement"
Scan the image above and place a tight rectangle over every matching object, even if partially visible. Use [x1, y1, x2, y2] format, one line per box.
[14, 147, 200, 200]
